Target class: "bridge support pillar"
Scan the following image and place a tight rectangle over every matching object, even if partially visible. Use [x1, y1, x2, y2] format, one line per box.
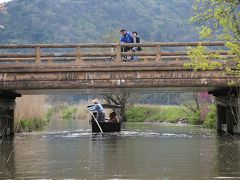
[0, 97, 16, 138]
[216, 104, 226, 134]
[215, 94, 240, 135]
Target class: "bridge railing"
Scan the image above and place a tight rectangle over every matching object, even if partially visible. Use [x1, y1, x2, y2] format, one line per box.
[0, 42, 231, 65]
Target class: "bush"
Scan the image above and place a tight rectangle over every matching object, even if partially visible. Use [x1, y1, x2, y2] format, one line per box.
[203, 105, 216, 129]
[62, 106, 77, 120]
[126, 105, 188, 123]
[187, 111, 201, 125]
[126, 106, 147, 122]
[19, 118, 48, 132]
[44, 107, 55, 122]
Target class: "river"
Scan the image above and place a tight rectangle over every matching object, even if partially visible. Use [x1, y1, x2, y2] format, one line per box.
[0, 120, 240, 179]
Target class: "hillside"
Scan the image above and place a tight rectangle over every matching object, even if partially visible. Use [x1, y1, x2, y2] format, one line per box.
[0, 0, 198, 43]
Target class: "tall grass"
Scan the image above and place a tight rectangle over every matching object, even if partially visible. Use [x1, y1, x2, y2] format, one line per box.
[14, 95, 49, 132]
[46, 102, 91, 121]
[126, 104, 217, 128]
[126, 104, 188, 123]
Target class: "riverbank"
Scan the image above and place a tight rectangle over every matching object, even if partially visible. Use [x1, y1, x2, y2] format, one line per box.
[14, 97, 216, 132]
[14, 95, 50, 132]
[126, 104, 216, 128]
[126, 105, 188, 123]
[14, 97, 90, 132]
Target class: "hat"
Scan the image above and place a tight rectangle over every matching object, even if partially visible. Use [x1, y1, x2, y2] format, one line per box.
[92, 99, 99, 103]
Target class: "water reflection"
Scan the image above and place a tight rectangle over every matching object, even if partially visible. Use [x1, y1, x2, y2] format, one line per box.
[0, 139, 15, 179]
[0, 123, 239, 179]
[215, 137, 240, 178]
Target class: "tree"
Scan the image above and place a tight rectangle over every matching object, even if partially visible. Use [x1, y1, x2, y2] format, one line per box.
[180, 93, 214, 125]
[186, 0, 240, 79]
[0, 3, 6, 13]
[103, 93, 129, 122]
[191, 0, 239, 42]
[0, 3, 7, 29]
[103, 93, 140, 122]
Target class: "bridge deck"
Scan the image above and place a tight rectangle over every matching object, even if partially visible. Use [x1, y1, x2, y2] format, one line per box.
[0, 42, 237, 95]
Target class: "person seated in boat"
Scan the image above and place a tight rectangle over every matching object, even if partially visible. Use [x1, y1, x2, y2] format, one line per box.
[109, 111, 118, 123]
[87, 99, 105, 122]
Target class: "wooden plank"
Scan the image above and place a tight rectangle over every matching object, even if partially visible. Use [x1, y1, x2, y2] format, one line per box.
[75, 46, 82, 64]
[35, 46, 41, 64]
[156, 45, 161, 61]
[0, 42, 226, 49]
[115, 44, 121, 62]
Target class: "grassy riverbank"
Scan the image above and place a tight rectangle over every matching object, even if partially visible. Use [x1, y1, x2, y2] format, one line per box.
[14, 97, 90, 132]
[14, 96, 217, 132]
[126, 105, 216, 128]
[14, 95, 50, 132]
[126, 105, 187, 123]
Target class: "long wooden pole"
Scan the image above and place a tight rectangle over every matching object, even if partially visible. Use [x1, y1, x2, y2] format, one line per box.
[88, 110, 104, 134]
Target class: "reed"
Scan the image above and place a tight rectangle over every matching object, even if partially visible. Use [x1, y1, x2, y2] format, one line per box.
[76, 102, 91, 120]
[14, 95, 49, 132]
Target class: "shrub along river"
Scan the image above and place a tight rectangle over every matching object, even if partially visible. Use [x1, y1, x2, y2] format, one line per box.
[0, 119, 240, 179]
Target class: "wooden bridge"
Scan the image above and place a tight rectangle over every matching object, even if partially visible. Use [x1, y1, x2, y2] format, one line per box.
[0, 41, 236, 93]
[0, 41, 239, 136]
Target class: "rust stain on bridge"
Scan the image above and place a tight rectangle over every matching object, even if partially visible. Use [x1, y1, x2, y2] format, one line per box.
[0, 42, 237, 94]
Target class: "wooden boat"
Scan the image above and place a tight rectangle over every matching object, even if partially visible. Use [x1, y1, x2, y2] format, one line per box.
[91, 120, 121, 133]
[88, 104, 122, 133]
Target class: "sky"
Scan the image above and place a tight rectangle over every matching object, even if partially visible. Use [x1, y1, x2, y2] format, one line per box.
[0, 0, 12, 3]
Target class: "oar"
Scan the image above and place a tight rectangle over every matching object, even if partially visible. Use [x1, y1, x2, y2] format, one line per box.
[88, 110, 104, 135]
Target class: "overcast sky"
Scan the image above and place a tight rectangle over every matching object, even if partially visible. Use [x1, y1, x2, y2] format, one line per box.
[0, 0, 12, 3]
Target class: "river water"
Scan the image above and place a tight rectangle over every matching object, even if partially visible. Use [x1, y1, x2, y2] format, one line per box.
[0, 120, 240, 179]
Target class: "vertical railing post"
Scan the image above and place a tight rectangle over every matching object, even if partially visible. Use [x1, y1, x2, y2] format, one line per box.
[156, 44, 161, 62]
[115, 43, 121, 62]
[35, 46, 41, 64]
[75, 46, 82, 64]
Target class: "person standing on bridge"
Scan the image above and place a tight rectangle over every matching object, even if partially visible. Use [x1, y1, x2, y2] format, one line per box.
[120, 29, 134, 61]
[132, 31, 142, 61]
[87, 99, 105, 122]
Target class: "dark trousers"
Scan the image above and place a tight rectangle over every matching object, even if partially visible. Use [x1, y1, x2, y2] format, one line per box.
[97, 112, 105, 121]
[121, 47, 132, 52]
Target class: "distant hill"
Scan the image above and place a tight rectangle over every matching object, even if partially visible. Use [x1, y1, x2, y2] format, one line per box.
[0, 0, 199, 43]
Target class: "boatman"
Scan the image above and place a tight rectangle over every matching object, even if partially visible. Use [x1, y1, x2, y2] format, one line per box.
[87, 99, 105, 122]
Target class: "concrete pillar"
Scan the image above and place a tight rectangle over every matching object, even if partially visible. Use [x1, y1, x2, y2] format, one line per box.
[8, 109, 15, 136]
[215, 95, 239, 134]
[226, 106, 236, 134]
[216, 104, 226, 134]
[0, 98, 16, 138]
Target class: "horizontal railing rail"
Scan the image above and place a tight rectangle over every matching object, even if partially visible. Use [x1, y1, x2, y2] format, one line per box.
[0, 42, 232, 65]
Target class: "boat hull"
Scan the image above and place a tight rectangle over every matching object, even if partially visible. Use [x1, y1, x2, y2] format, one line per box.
[91, 120, 121, 133]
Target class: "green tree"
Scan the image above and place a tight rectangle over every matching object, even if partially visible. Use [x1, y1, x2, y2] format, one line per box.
[186, 0, 240, 78]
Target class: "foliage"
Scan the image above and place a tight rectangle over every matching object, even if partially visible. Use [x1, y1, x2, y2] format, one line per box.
[126, 106, 148, 122]
[187, 0, 240, 78]
[126, 105, 188, 123]
[126, 103, 216, 127]
[103, 93, 141, 122]
[185, 46, 223, 71]
[203, 105, 216, 129]
[0, 0, 198, 43]
[191, 0, 240, 42]
[62, 106, 77, 120]
[17, 106, 54, 132]
[44, 107, 56, 122]
[187, 111, 201, 125]
[225, 42, 240, 78]
[179, 93, 214, 124]
[19, 118, 48, 132]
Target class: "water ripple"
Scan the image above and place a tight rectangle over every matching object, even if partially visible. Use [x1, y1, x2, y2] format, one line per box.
[40, 129, 212, 139]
